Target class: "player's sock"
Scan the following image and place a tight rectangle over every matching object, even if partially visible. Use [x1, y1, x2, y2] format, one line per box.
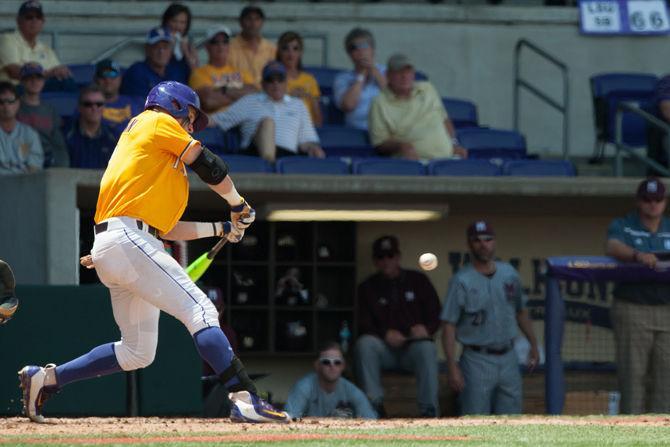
[193, 327, 240, 388]
[54, 342, 122, 388]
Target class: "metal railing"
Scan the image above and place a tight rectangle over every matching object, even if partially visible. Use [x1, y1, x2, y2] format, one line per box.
[513, 39, 570, 159]
[613, 102, 670, 177]
[42, 29, 330, 66]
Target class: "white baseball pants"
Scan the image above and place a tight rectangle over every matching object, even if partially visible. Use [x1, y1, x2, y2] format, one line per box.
[91, 217, 219, 371]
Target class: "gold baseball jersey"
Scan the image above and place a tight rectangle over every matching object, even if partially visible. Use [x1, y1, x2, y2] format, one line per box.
[94, 109, 198, 234]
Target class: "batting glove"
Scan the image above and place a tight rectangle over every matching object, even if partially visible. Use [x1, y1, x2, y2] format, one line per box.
[231, 199, 255, 230]
[220, 221, 245, 243]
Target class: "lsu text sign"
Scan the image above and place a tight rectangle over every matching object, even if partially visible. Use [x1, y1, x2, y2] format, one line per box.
[580, 0, 670, 35]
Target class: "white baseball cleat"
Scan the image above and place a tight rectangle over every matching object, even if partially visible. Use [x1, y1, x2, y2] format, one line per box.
[229, 390, 290, 423]
[18, 363, 56, 423]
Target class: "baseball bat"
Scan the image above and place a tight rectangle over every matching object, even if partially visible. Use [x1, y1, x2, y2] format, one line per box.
[185, 237, 228, 282]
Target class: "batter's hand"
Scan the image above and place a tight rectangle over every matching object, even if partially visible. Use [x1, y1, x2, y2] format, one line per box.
[231, 199, 255, 230]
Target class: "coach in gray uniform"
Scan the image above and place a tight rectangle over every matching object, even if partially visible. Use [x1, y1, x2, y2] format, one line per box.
[441, 221, 539, 415]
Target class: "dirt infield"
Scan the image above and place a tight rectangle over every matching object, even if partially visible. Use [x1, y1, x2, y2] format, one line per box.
[1, 415, 669, 443]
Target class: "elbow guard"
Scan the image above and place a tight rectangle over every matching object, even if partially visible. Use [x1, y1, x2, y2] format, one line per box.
[190, 146, 229, 185]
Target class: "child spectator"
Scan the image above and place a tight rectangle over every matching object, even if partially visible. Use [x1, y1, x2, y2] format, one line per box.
[94, 59, 143, 133]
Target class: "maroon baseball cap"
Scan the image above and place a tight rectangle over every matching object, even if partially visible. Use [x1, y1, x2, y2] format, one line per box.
[467, 220, 495, 239]
[636, 177, 666, 201]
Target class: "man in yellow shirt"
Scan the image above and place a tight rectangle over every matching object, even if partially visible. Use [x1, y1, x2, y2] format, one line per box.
[228, 6, 277, 87]
[189, 25, 256, 113]
[0, 1, 71, 84]
[369, 54, 467, 160]
[18, 81, 290, 424]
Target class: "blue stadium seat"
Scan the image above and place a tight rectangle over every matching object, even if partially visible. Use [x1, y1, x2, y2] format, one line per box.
[353, 158, 426, 176]
[456, 128, 527, 160]
[68, 63, 96, 87]
[41, 91, 79, 118]
[590, 73, 659, 156]
[320, 96, 345, 126]
[428, 159, 501, 176]
[221, 155, 273, 173]
[304, 66, 342, 97]
[194, 127, 227, 153]
[276, 156, 350, 175]
[317, 125, 374, 157]
[442, 97, 478, 128]
[502, 160, 576, 176]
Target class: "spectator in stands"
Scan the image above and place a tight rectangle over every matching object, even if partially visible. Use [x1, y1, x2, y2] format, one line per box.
[276, 31, 322, 128]
[0, 1, 73, 88]
[369, 54, 466, 160]
[441, 220, 539, 415]
[17, 62, 68, 168]
[65, 85, 118, 169]
[355, 235, 441, 418]
[94, 59, 142, 134]
[189, 25, 255, 114]
[121, 27, 186, 99]
[0, 81, 43, 174]
[649, 75, 670, 169]
[605, 178, 670, 414]
[228, 6, 277, 87]
[333, 28, 386, 130]
[211, 61, 324, 162]
[161, 3, 198, 80]
[285, 341, 377, 419]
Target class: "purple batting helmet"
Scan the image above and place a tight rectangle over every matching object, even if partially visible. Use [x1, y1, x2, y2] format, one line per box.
[145, 81, 208, 132]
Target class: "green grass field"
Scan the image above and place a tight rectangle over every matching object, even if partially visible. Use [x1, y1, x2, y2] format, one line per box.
[2, 416, 670, 446]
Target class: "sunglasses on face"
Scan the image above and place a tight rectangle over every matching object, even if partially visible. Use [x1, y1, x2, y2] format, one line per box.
[281, 44, 301, 52]
[319, 358, 343, 367]
[347, 41, 371, 52]
[471, 235, 495, 243]
[0, 98, 17, 105]
[81, 101, 104, 108]
[21, 14, 43, 21]
[264, 76, 285, 84]
[209, 38, 229, 45]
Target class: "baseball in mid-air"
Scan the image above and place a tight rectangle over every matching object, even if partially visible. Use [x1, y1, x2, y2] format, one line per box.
[419, 253, 438, 271]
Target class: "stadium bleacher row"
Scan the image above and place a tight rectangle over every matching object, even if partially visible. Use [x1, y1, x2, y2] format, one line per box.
[41, 62, 586, 176]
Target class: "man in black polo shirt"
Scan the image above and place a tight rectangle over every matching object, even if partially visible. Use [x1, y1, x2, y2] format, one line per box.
[354, 235, 441, 417]
[606, 177, 670, 413]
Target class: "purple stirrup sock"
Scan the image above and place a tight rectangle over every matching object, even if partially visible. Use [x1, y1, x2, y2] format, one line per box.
[193, 327, 239, 388]
[55, 342, 122, 388]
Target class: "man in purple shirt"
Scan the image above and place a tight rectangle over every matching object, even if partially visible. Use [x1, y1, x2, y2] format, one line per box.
[120, 27, 187, 99]
[94, 59, 143, 133]
[354, 235, 441, 418]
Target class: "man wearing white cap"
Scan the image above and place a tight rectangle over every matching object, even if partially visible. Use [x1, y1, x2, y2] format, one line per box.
[189, 25, 256, 114]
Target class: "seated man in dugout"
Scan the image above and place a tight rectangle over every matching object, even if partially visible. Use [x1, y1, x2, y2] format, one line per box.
[189, 25, 256, 114]
[285, 341, 377, 419]
[368, 53, 467, 161]
[210, 61, 324, 162]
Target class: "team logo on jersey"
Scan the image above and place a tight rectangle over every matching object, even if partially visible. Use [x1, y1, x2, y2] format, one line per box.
[405, 290, 415, 301]
[468, 309, 486, 326]
[504, 281, 517, 302]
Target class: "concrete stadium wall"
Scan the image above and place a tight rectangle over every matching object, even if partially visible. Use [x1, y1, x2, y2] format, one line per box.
[0, 1, 667, 157]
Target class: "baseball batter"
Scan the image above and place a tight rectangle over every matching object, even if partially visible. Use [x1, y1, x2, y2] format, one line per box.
[440, 220, 539, 415]
[18, 81, 289, 424]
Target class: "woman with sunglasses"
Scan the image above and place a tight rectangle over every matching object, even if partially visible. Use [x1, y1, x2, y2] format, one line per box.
[285, 341, 377, 419]
[276, 31, 323, 127]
